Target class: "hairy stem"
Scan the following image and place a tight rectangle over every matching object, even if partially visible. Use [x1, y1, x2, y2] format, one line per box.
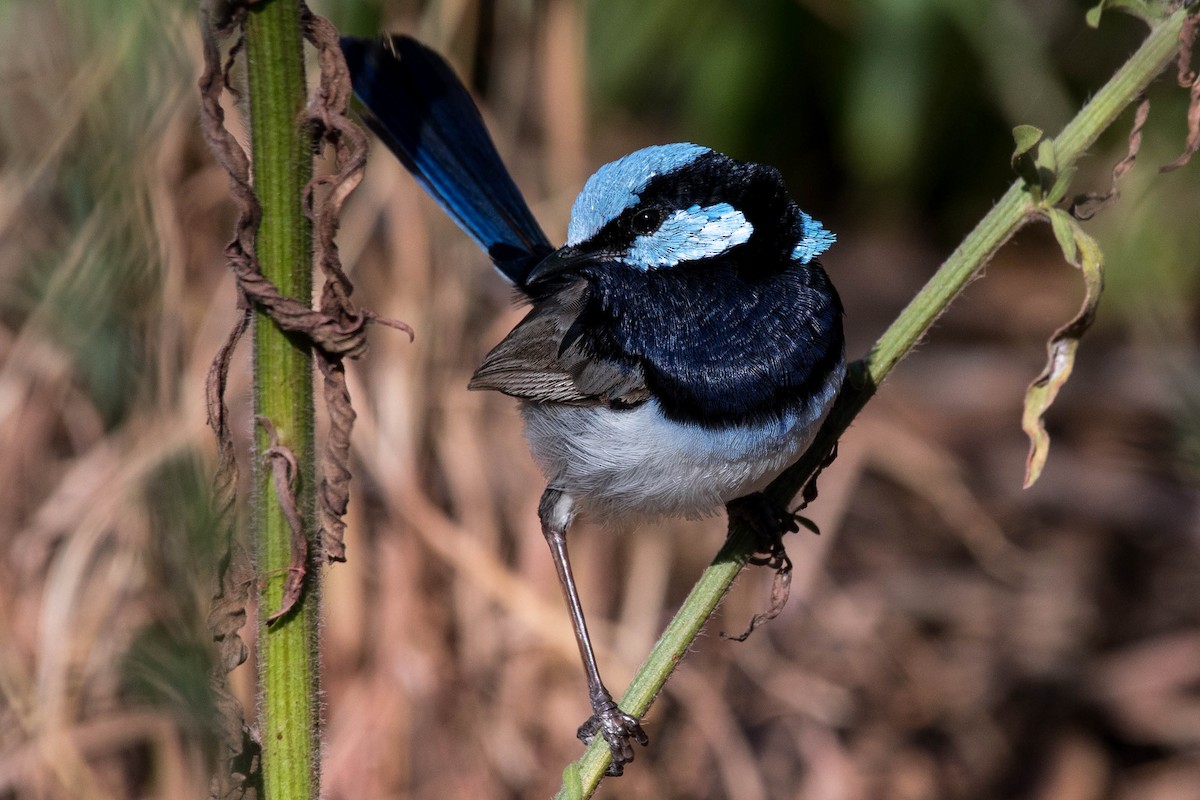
[558, 5, 1194, 795]
[245, 2, 319, 798]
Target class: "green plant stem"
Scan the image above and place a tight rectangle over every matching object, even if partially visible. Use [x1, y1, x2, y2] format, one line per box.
[245, 2, 319, 799]
[557, 5, 1192, 796]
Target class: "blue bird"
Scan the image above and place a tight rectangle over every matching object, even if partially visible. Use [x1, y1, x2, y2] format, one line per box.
[341, 34, 845, 773]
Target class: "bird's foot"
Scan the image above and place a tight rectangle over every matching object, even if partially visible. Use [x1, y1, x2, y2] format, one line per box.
[726, 493, 814, 564]
[723, 493, 806, 642]
[577, 692, 648, 777]
[728, 441, 839, 564]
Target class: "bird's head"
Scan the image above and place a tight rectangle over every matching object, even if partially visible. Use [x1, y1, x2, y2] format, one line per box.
[525, 143, 835, 289]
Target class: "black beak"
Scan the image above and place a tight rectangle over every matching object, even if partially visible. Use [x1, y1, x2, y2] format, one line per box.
[524, 244, 602, 286]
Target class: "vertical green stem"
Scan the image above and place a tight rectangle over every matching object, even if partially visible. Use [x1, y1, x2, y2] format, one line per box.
[245, 2, 318, 799]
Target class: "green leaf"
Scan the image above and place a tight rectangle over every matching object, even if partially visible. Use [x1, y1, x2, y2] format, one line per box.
[1046, 164, 1079, 206]
[1087, 0, 1168, 28]
[1011, 126, 1047, 200]
[1023, 218, 1105, 487]
[1047, 207, 1078, 263]
[1012, 124, 1044, 161]
[1034, 139, 1059, 175]
[1011, 127, 1066, 202]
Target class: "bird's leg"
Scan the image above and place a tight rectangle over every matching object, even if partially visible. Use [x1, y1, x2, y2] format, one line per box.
[538, 488, 648, 776]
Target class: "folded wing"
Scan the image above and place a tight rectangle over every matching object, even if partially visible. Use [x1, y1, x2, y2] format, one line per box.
[469, 281, 649, 407]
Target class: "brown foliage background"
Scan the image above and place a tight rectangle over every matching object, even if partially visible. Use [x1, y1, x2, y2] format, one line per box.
[1, 1, 1199, 798]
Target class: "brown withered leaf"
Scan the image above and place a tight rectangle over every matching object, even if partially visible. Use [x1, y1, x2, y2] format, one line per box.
[1022, 208, 1104, 488]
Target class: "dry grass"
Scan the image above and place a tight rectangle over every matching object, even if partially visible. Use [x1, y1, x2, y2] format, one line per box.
[1, 1, 1199, 798]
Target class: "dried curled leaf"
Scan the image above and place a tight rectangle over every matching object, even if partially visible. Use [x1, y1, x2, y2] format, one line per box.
[1071, 94, 1150, 219]
[259, 416, 309, 624]
[1160, 11, 1200, 173]
[1022, 208, 1105, 488]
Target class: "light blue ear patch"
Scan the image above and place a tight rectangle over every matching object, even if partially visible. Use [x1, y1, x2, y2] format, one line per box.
[567, 143, 710, 246]
[792, 211, 836, 264]
[621, 203, 753, 269]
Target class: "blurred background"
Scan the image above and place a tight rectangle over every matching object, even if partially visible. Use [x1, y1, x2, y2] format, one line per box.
[1, 0, 1199, 797]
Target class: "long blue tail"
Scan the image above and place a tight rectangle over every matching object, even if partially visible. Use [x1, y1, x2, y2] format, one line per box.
[341, 35, 554, 287]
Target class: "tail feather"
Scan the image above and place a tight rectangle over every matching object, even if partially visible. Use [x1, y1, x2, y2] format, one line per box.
[341, 35, 553, 287]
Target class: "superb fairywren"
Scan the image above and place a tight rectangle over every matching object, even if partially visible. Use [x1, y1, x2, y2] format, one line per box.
[341, 35, 845, 773]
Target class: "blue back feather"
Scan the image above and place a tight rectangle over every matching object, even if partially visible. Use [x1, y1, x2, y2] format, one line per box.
[340, 35, 553, 286]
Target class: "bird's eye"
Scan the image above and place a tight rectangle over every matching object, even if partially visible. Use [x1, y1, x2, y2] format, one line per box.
[630, 208, 666, 236]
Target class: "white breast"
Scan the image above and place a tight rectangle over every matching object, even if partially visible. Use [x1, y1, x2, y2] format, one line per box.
[520, 360, 845, 524]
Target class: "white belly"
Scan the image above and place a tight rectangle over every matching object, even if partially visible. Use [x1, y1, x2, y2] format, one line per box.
[520, 361, 844, 524]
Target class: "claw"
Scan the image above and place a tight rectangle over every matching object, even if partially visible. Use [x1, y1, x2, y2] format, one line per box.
[727, 493, 813, 557]
[577, 698, 647, 776]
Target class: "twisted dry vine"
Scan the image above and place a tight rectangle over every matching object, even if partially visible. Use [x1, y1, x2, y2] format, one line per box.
[197, 2, 410, 796]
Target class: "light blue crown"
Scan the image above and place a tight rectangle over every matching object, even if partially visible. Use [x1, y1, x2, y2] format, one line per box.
[567, 143, 709, 246]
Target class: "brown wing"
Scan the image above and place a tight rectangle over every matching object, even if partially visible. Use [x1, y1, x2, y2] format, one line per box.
[468, 280, 649, 407]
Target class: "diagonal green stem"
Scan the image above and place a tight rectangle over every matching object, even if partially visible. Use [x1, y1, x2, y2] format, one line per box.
[557, 5, 1193, 796]
[245, 2, 319, 799]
